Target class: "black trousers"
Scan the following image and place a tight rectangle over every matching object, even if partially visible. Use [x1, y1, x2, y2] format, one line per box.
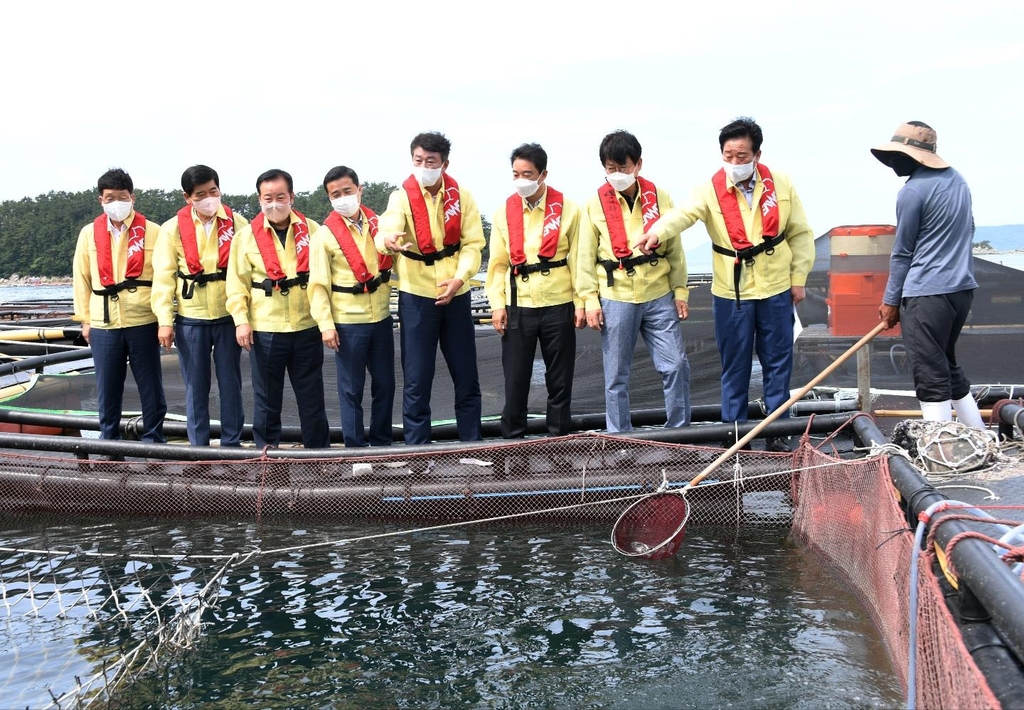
[900, 290, 974, 402]
[501, 302, 575, 438]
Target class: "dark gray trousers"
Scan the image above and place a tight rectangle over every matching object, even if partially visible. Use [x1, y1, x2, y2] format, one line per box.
[900, 289, 974, 402]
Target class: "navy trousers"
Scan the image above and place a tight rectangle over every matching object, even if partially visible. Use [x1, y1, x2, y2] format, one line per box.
[398, 291, 482, 444]
[713, 291, 793, 423]
[175, 315, 244, 446]
[90, 322, 167, 443]
[501, 302, 575, 438]
[334, 316, 395, 447]
[900, 290, 974, 402]
[250, 326, 329, 449]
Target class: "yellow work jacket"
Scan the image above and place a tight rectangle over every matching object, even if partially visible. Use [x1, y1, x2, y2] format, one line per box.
[309, 214, 393, 328]
[151, 205, 249, 325]
[375, 179, 484, 300]
[649, 168, 814, 301]
[486, 187, 582, 311]
[226, 212, 321, 333]
[72, 211, 161, 329]
[575, 184, 688, 311]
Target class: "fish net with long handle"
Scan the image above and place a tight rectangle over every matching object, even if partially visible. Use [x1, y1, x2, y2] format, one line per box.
[610, 490, 690, 559]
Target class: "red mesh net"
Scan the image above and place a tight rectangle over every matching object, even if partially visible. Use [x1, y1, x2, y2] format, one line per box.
[610, 492, 689, 559]
[914, 553, 1002, 710]
[790, 443, 1003, 709]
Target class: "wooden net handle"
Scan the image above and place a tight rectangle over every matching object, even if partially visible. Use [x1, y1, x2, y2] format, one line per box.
[687, 321, 887, 489]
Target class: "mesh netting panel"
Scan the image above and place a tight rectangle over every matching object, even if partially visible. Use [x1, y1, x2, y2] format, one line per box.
[0, 434, 797, 525]
[914, 554, 1002, 710]
[790, 444, 1002, 708]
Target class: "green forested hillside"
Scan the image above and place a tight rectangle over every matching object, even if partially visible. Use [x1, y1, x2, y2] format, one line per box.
[0, 181, 490, 277]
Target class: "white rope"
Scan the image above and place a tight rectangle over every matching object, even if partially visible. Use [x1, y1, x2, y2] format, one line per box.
[935, 485, 1000, 501]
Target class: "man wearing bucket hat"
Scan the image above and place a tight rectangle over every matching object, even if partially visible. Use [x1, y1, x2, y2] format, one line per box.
[872, 121, 985, 428]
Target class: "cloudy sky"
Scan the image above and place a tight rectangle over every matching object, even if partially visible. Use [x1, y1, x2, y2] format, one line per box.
[3, 0, 1020, 261]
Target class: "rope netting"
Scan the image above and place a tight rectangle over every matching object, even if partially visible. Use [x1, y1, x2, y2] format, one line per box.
[0, 431, 1019, 707]
[0, 545, 239, 708]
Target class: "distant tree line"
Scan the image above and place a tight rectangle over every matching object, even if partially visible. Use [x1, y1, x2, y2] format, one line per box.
[0, 183, 491, 277]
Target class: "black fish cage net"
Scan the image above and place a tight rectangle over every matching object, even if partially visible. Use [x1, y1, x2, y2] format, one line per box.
[0, 434, 798, 525]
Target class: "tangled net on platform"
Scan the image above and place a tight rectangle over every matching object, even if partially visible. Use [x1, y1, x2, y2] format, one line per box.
[891, 420, 1000, 478]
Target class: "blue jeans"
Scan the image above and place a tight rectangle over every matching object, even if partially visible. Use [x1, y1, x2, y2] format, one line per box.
[90, 322, 167, 443]
[250, 326, 329, 449]
[600, 293, 690, 433]
[335, 317, 395, 447]
[398, 291, 482, 444]
[713, 290, 794, 423]
[175, 315, 244, 446]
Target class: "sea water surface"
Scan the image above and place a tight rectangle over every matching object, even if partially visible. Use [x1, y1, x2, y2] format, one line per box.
[0, 517, 902, 709]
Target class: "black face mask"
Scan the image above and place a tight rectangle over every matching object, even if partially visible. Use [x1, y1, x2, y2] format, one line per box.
[890, 153, 920, 177]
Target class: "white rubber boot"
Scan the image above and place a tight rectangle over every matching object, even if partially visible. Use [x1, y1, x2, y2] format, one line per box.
[952, 394, 986, 429]
[919, 400, 952, 422]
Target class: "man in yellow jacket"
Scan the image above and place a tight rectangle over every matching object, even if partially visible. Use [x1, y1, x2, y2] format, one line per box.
[376, 132, 485, 445]
[309, 165, 395, 448]
[637, 117, 815, 451]
[226, 169, 329, 449]
[486, 143, 583, 438]
[72, 168, 167, 452]
[152, 165, 248, 447]
[576, 130, 691, 434]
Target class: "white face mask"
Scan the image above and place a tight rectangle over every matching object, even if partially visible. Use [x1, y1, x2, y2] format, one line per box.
[192, 195, 222, 218]
[723, 160, 756, 184]
[412, 165, 443, 188]
[331, 194, 361, 218]
[261, 202, 292, 223]
[103, 200, 133, 222]
[606, 171, 636, 192]
[513, 178, 540, 198]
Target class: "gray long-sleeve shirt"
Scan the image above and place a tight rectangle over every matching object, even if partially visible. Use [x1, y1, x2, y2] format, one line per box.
[883, 166, 978, 304]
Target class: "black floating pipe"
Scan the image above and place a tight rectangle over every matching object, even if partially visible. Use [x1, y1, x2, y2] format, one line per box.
[997, 401, 1023, 443]
[0, 399, 858, 446]
[0, 412, 856, 462]
[0, 348, 94, 376]
[851, 415, 1024, 707]
[432, 398, 858, 441]
[975, 386, 1024, 407]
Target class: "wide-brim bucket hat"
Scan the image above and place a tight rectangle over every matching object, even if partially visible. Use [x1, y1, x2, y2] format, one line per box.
[871, 122, 949, 169]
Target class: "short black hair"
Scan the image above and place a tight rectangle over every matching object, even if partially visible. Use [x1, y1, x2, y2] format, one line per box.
[97, 168, 133, 194]
[719, 117, 764, 153]
[510, 143, 547, 173]
[410, 132, 451, 161]
[323, 166, 360, 191]
[181, 165, 220, 196]
[256, 168, 293, 194]
[599, 130, 642, 166]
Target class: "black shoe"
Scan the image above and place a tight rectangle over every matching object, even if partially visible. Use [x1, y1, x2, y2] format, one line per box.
[765, 436, 792, 453]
